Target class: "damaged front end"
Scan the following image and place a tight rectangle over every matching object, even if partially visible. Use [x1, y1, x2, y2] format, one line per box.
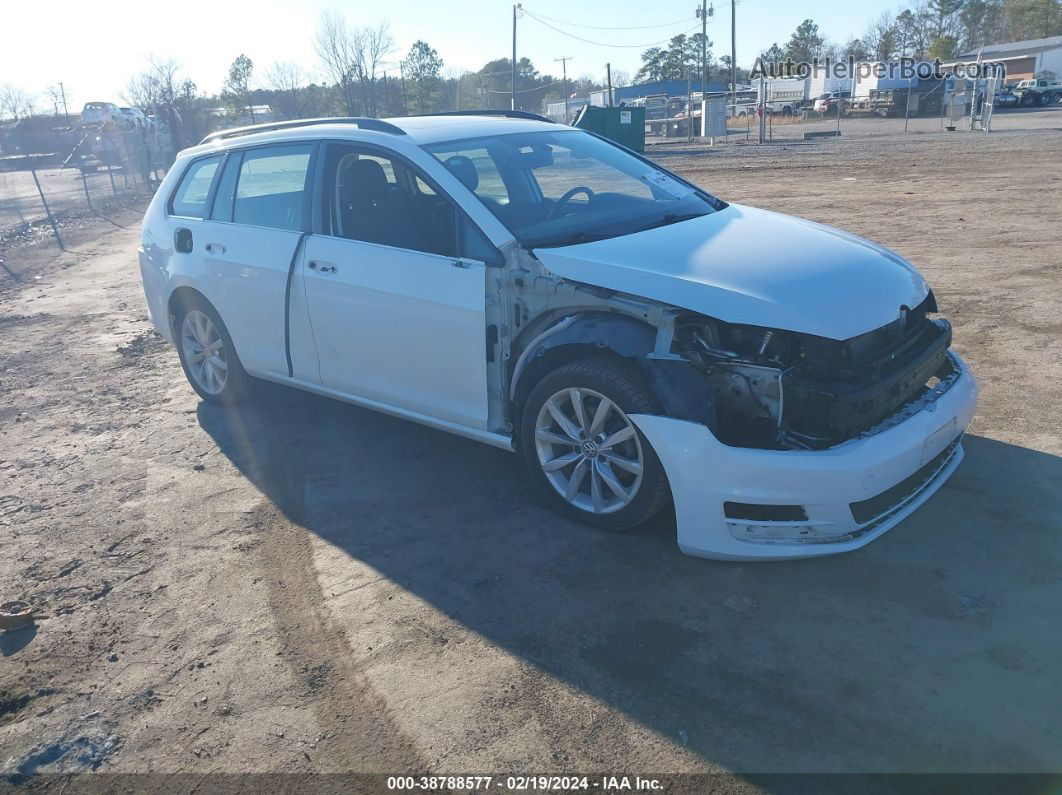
[672, 292, 957, 450]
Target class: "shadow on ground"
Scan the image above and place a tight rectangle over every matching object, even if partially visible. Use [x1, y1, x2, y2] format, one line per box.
[198, 380, 1062, 773]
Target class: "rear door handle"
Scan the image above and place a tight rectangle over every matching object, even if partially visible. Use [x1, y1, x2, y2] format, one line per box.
[205, 242, 226, 255]
[309, 260, 337, 274]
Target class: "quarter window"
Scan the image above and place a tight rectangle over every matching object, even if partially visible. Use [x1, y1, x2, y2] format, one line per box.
[232, 145, 313, 231]
[169, 155, 221, 218]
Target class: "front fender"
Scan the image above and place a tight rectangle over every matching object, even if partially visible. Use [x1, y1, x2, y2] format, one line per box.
[509, 312, 715, 430]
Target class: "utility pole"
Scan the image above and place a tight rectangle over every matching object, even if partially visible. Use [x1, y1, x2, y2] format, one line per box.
[696, 2, 713, 137]
[58, 81, 69, 117]
[696, 2, 711, 96]
[555, 56, 572, 122]
[511, 4, 520, 110]
[730, 0, 736, 120]
[758, 71, 766, 143]
[606, 62, 614, 106]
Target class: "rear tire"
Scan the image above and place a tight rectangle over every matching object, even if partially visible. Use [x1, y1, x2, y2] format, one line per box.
[520, 356, 671, 532]
[173, 295, 250, 405]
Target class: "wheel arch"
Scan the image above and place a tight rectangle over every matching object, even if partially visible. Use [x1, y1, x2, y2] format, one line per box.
[508, 311, 716, 439]
[167, 285, 213, 334]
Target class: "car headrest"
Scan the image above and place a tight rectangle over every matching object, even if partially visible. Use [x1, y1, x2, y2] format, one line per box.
[340, 158, 389, 206]
[444, 155, 479, 192]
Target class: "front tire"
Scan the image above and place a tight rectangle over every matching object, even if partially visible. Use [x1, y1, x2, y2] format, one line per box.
[520, 356, 670, 531]
[173, 296, 250, 405]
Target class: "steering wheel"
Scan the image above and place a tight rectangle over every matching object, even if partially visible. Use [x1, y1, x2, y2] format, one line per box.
[547, 186, 595, 220]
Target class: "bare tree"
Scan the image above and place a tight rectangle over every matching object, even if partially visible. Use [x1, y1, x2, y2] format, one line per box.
[148, 56, 181, 105]
[821, 40, 845, 62]
[123, 72, 163, 110]
[360, 22, 395, 117]
[265, 61, 308, 119]
[864, 12, 900, 61]
[313, 13, 395, 117]
[315, 11, 360, 115]
[45, 85, 63, 116]
[0, 84, 33, 121]
[123, 57, 183, 112]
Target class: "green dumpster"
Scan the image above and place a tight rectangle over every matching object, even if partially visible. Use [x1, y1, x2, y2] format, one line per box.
[572, 105, 646, 152]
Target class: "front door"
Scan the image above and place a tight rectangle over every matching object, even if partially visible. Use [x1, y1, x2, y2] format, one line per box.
[301, 145, 491, 430]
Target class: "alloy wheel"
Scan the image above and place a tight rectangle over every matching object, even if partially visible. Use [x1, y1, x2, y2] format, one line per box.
[180, 309, 228, 395]
[534, 387, 644, 515]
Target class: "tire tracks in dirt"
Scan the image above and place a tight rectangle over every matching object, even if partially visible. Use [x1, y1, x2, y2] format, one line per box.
[253, 495, 425, 772]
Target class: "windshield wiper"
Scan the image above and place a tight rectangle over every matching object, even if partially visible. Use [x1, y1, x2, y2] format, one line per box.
[528, 230, 617, 249]
[529, 211, 708, 249]
[636, 212, 706, 233]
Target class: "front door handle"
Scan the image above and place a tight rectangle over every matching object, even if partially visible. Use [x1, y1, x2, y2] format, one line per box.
[205, 242, 226, 255]
[309, 260, 337, 274]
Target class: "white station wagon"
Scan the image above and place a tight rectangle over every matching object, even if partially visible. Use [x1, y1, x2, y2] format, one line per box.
[138, 112, 978, 560]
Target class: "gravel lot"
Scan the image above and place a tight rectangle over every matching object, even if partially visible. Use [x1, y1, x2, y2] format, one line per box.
[1, 118, 1061, 789]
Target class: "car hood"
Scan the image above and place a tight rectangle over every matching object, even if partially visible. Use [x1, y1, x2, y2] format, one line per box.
[532, 203, 929, 340]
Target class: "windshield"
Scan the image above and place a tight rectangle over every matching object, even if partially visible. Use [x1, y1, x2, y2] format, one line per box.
[424, 129, 721, 248]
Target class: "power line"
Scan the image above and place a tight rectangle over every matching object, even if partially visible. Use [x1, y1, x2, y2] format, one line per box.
[525, 10, 697, 30]
[484, 78, 566, 94]
[522, 10, 701, 48]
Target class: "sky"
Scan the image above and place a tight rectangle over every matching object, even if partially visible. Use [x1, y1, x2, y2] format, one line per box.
[3, 0, 900, 110]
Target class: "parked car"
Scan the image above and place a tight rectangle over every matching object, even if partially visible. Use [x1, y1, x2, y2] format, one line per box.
[138, 112, 977, 561]
[813, 90, 852, 114]
[80, 101, 124, 127]
[118, 106, 149, 128]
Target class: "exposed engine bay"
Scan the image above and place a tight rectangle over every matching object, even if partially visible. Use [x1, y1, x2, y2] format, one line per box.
[671, 291, 956, 450]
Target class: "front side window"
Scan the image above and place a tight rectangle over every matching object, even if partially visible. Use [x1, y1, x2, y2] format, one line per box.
[323, 145, 486, 260]
[425, 130, 721, 248]
[169, 155, 221, 218]
[232, 145, 313, 231]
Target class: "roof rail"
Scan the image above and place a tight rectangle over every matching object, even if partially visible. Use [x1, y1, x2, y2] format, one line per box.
[199, 117, 407, 145]
[418, 110, 556, 124]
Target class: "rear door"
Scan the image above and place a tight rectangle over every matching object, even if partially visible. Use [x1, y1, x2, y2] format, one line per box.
[301, 143, 494, 429]
[198, 143, 319, 381]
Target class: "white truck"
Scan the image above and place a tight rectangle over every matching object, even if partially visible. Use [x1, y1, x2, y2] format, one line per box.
[758, 78, 808, 115]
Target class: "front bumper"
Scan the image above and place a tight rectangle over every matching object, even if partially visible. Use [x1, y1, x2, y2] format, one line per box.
[630, 352, 978, 561]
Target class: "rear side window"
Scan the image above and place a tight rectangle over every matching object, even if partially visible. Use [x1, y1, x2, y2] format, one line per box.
[169, 155, 221, 218]
[233, 145, 313, 231]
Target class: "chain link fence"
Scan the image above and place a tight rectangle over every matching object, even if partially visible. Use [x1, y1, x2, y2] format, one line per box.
[638, 76, 1055, 147]
[0, 122, 171, 249]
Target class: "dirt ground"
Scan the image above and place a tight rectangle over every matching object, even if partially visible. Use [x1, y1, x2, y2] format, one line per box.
[1, 119, 1061, 790]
